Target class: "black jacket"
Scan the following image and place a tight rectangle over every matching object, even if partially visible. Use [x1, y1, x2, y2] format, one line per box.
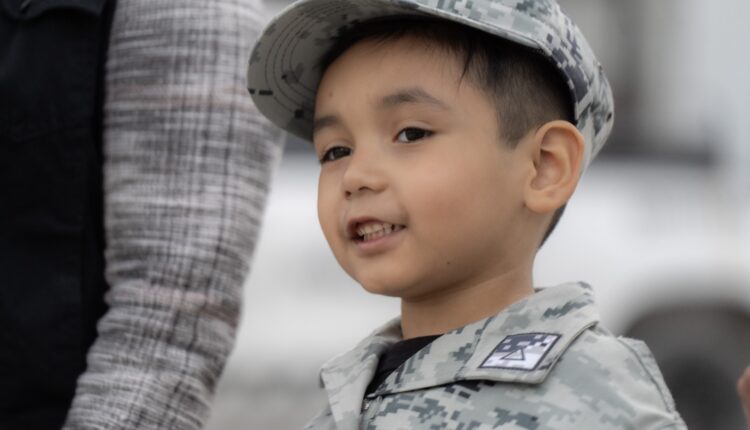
[0, 0, 114, 428]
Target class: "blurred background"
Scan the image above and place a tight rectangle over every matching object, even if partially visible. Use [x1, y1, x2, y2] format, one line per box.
[205, 1, 750, 429]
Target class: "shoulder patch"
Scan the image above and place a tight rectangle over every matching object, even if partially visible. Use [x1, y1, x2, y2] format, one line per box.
[480, 333, 561, 371]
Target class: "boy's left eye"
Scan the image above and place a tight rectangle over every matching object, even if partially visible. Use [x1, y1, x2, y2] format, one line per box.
[396, 127, 432, 143]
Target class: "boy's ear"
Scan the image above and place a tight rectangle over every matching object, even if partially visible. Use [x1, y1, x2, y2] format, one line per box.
[523, 120, 585, 214]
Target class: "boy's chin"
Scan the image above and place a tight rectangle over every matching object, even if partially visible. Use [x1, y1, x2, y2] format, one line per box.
[356, 276, 436, 300]
[358, 281, 407, 298]
[356, 275, 422, 298]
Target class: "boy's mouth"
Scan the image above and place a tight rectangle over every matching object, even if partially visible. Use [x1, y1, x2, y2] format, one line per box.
[348, 219, 406, 242]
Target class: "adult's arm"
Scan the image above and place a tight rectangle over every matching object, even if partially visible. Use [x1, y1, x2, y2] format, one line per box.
[63, 0, 283, 428]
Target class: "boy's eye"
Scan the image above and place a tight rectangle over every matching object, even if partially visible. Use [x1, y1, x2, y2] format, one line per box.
[320, 146, 351, 164]
[396, 127, 432, 143]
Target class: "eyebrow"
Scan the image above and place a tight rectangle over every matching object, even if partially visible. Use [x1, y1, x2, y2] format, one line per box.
[312, 87, 450, 136]
[312, 115, 341, 137]
[377, 87, 451, 111]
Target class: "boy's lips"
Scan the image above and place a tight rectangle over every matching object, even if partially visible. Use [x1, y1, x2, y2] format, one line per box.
[346, 216, 406, 241]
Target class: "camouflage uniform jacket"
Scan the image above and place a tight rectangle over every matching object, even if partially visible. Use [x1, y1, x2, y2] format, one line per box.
[306, 282, 687, 429]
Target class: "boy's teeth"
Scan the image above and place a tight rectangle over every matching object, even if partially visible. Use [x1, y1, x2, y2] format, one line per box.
[356, 222, 404, 241]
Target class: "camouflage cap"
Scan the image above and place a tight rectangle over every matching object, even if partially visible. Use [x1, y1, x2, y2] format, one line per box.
[247, 0, 615, 167]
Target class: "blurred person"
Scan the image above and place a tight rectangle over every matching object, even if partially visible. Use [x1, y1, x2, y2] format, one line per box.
[0, 0, 280, 429]
[246, 0, 685, 428]
[741, 367, 750, 430]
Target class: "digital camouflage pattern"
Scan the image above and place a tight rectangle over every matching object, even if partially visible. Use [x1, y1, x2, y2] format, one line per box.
[305, 283, 686, 429]
[247, 0, 615, 168]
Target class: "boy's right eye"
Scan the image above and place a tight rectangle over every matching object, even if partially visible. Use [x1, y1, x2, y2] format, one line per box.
[320, 146, 351, 164]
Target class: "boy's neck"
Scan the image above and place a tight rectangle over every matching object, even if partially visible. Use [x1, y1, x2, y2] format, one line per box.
[399, 267, 535, 339]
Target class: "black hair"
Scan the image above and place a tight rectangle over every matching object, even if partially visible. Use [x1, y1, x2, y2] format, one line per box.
[319, 16, 575, 246]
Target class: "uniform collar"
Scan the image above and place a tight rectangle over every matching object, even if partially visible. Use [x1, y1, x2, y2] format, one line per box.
[318, 316, 402, 429]
[319, 282, 600, 427]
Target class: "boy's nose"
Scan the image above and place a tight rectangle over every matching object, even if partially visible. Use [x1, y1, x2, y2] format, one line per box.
[341, 148, 386, 199]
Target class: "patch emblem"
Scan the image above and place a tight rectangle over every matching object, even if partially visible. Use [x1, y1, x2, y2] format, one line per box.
[480, 333, 561, 371]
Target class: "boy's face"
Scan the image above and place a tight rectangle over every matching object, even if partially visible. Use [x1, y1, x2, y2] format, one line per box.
[313, 36, 534, 301]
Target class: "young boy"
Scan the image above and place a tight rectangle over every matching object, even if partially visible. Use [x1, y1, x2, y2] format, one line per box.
[248, 0, 687, 428]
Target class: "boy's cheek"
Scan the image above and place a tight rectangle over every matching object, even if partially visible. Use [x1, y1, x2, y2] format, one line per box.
[408, 180, 472, 223]
[316, 198, 342, 249]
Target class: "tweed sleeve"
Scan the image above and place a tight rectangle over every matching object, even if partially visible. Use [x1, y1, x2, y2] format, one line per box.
[62, 0, 283, 428]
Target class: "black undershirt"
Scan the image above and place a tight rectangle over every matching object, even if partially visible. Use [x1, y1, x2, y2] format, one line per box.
[365, 335, 442, 395]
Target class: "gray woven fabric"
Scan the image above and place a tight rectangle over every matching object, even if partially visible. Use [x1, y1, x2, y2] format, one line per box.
[62, 0, 283, 428]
